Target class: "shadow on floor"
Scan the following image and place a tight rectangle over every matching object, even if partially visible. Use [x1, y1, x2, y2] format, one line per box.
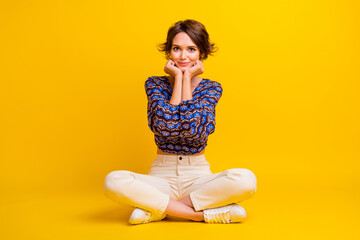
[79, 205, 210, 225]
[81, 206, 133, 225]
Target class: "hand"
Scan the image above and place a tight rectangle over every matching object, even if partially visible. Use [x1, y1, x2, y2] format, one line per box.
[184, 60, 204, 78]
[164, 59, 183, 78]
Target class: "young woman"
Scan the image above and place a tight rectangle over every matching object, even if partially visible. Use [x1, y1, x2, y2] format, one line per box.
[104, 19, 257, 224]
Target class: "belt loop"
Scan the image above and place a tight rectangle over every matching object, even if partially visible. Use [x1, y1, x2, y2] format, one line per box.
[162, 155, 167, 164]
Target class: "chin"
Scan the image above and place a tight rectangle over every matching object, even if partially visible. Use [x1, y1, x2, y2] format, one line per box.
[180, 68, 190, 73]
[178, 65, 190, 69]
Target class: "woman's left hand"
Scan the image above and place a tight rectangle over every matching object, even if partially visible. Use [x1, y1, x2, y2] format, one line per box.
[184, 60, 204, 78]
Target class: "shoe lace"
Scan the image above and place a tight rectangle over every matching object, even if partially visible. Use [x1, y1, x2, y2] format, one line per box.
[146, 211, 166, 223]
[204, 206, 231, 224]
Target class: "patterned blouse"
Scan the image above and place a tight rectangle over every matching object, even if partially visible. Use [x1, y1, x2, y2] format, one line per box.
[145, 75, 223, 155]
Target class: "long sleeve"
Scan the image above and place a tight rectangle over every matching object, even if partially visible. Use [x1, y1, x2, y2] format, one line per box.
[145, 77, 182, 139]
[178, 82, 223, 139]
[145, 76, 223, 155]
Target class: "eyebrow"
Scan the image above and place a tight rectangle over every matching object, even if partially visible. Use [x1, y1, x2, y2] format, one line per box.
[172, 44, 197, 48]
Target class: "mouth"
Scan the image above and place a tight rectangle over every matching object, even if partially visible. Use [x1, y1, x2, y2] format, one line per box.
[178, 62, 190, 67]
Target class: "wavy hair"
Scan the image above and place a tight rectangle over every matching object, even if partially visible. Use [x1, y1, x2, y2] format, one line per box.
[157, 19, 218, 61]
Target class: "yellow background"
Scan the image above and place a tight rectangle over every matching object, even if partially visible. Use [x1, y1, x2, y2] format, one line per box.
[1, 0, 359, 239]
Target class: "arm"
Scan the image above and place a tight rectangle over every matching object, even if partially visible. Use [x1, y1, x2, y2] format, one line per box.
[181, 73, 193, 101]
[164, 59, 183, 106]
[182, 60, 204, 102]
[169, 75, 183, 105]
[178, 82, 223, 139]
[145, 77, 182, 139]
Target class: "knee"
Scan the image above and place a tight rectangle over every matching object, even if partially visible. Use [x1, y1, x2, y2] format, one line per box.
[103, 170, 134, 193]
[225, 168, 257, 194]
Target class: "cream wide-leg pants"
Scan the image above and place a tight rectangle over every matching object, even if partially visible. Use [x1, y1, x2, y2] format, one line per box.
[104, 154, 257, 217]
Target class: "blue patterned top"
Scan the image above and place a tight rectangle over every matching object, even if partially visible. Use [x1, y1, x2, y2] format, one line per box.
[145, 75, 223, 155]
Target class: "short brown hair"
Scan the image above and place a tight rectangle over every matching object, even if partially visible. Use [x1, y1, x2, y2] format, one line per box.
[157, 19, 217, 61]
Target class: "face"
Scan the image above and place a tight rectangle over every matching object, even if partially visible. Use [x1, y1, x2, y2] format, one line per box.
[169, 32, 203, 71]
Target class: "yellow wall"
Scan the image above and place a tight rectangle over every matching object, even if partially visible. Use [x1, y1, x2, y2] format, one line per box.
[1, 0, 359, 196]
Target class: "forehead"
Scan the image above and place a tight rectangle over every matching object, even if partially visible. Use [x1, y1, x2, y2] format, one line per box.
[172, 32, 197, 47]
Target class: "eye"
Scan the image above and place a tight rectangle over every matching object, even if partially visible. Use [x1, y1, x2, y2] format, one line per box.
[189, 48, 196, 51]
[173, 47, 180, 51]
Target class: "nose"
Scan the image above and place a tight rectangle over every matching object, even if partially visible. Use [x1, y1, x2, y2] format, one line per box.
[180, 50, 187, 60]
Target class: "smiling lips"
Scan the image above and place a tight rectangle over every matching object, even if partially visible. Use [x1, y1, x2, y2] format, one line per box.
[178, 62, 190, 66]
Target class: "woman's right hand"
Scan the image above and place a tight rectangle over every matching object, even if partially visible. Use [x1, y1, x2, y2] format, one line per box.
[164, 59, 183, 78]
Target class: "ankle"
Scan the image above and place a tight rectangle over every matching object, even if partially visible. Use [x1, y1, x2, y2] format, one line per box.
[191, 211, 204, 222]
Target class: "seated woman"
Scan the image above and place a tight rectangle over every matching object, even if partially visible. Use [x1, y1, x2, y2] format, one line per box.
[104, 19, 257, 224]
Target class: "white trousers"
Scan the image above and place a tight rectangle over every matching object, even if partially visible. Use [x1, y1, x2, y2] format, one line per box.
[104, 154, 257, 216]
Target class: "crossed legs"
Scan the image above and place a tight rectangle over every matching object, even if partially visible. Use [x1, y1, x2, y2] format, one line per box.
[165, 195, 204, 221]
[104, 168, 257, 222]
[165, 168, 257, 221]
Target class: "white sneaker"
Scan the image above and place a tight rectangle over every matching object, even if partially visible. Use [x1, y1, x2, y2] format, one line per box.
[203, 204, 247, 223]
[128, 208, 167, 224]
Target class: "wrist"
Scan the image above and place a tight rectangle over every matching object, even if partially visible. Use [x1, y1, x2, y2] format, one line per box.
[183, 73, 192, 81]
[175, 74, 183, 81]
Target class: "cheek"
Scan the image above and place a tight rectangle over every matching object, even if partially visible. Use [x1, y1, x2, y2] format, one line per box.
[170, 51, 179, 57]
[191, 53, 200, 61]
